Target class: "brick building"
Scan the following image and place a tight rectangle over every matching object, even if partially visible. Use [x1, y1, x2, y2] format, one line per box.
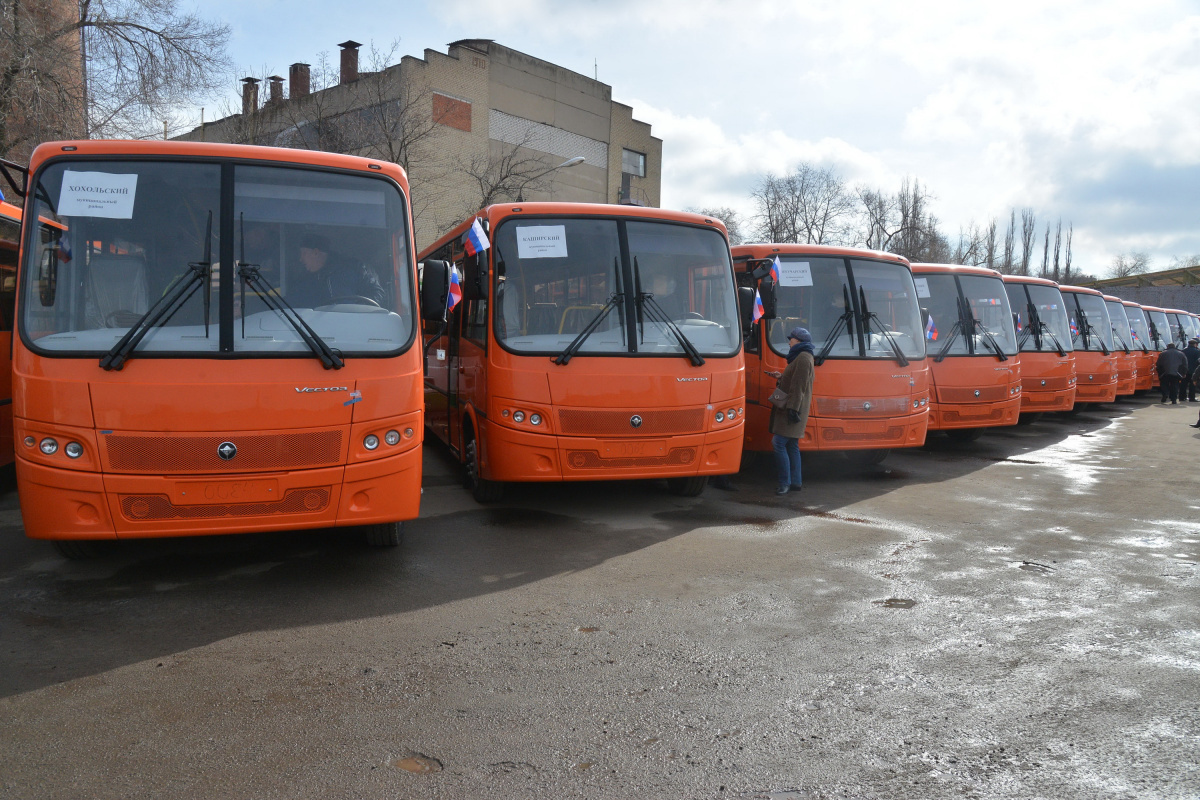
[178, 39, 662, 250]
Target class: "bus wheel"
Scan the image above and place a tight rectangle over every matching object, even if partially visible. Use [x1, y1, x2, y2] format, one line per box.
[1017, 412, 1042, 425]
[363, 521, 403, 548]
[464, 436, 505, 503]
[52, 539, 109, 560]
[667, 476, 707, 497]
[844, 449, 889, 467]
[946, 428, 982, 442]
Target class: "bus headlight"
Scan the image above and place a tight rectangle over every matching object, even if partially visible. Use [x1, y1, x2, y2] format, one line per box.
[364, 434, 380, 450]
[513, 411, 525, 423]
[404, 428, 414, 439]
[39, 438, 58, 455]
[530, 413, 542, 426]
[727, 408, 736, 419]
[23, 436, 35, 448]
[715, 411, 725, 423]
[65, 442, 84, 459]
[384, 430, 401, 446]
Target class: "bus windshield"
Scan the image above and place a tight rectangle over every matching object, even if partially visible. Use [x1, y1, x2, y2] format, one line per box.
[1069, 293, 1113, 352]
[1006, 283, 1073, 353]
[1105, 301, 1133, 351]
[1125, 306, 1151, 352]
[22, 159, 414, 357]
[1146, 309, 1171, 349]
[494, 216, 738, 357]
[921, 273, 1016, 357]
[768, 256, 923, 360]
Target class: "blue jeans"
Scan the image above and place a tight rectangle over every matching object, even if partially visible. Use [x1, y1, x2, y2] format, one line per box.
[772, 435, 802, 488]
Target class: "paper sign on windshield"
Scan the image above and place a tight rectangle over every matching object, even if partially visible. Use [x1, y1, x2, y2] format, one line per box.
[914, 278, 931, 298]
[59, 170, 138, 219]
[778, 260, 813, 287]
[516, 225, 568, 259]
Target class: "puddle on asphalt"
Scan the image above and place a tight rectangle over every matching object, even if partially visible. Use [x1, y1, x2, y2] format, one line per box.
[392, 755, 442, 774]
[873, 598, 917, 609]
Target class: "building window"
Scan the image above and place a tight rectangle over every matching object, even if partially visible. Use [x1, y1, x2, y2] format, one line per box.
[622, 148, 646, 177]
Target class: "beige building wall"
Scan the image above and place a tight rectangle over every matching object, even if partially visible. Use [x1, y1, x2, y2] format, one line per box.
[178, 39, 662, 252]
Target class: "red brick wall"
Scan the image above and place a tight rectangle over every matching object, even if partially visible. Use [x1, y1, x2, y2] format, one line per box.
[432, 94, 471, 132]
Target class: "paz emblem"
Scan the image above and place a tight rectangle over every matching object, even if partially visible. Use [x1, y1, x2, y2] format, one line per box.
[630, 415, 643, 429]
[218, 442, 237, 460]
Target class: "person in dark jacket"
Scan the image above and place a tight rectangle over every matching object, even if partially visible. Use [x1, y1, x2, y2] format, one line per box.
[287, 233, 386, 309]
[770, 327, 815, 495]
[1156, 342, 1189, 404]
[1183, 338, 1200, 402]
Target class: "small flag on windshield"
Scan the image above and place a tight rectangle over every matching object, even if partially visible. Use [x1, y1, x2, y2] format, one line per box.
[769, 256, 780, 284]
[447, 264, 463, 312]
[1069, 317, 1079, 336]
[751, 289, 764, 323]
[464, 218, 490, 256]
[925, 314, 938, 341]
[57, 234, 72, 263]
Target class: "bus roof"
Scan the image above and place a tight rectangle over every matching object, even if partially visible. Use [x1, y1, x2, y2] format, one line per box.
[421, 201, 730, 259]
[1101, 294, 1124, 303]
[1120, 299, 1143, 308]
[910, 263, 1003, 278]
[1058, 284, 1105, 297]
[731, 243, 909, 265]
[1001, 274, 1059, 288]
[28, 139, 408, 183]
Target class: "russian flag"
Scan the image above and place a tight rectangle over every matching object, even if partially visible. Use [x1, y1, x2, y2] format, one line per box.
[925, 314, 938, 341]
[751, 289, 764, 323]
[447, 265, 463, 312]
[464, 218, 490, 256]
[1015, 313, 1023, 332]
[1069, 317, 1079, 336]
[769, 256, 780, 284]
[57, 235, 72, 263]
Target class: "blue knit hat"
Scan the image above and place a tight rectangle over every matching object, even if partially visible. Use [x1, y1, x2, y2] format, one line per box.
[787, 326, 812, 343]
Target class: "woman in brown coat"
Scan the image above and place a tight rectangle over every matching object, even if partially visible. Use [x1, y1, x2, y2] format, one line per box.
[770, 326, 816, 495]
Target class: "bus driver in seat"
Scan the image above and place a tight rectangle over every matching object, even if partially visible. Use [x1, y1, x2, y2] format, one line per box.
[287, 233, 387, 309]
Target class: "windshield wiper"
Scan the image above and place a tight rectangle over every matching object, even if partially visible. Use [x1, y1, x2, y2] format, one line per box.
[815, 285, 855, 366]
[553, 293, 623, 365]
[857, 286, 908, 366]
[100, 211, 213, 371]
[933, 313, 964, 363]
[639, 291, 705, 366]
[972, 317, 1009, 362]
[1077, 311, 1110, 355]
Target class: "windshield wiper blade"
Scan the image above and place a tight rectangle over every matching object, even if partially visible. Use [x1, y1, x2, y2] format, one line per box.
[639, 292, 705, 366]
[815, 285, 855, 366]
[238, 262, 344, 370]
[973, 318, 1009, 361]
[100, 211, 213, 371]
[933, 318, 963, 363]
[858, 286, 908, 366]
[553, 293, 622, 366]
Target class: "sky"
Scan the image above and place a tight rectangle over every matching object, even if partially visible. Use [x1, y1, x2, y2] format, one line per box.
[198, 0, 1200, 276]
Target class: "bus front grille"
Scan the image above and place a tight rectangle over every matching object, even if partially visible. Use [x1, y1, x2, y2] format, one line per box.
[821, 427, 905, 442]
[119, 488, 331, 521]
[1022, 376, 1072, 391]
[558, 409, 706, 436]
[937, 386, 1009, 403]
[565, 447, 697, 469]
[103, 431, 344, 473]
[813, 397, 911, 417]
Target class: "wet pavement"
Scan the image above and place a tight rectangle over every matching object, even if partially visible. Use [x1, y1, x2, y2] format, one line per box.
[1, 395, 1198, 799]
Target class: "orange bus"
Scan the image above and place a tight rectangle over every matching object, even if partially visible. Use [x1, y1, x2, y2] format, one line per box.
[910, 264, 1022, 438]
[1059, 285, 1117, 406]
[1162, 308, 1192, 348]
[1102, 294, 1138, 397]
[1144, 305, 1173, 392]
[420, 203, 744, 501]
[1002, 275, 1076, 417]
[13, 140, 445, 557]
[0, 199, 21, 465]
[1121, 300, 1156, 393]
[733, 244, 929, 462]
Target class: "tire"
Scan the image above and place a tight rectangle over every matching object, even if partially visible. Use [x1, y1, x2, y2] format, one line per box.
[843, 449, 889, 467]
[946, 428, 982, 442]
[363, 521, 403, 548]
[1017, 412, 1042, 425]
[464, 436, 504, 503]
[52, 539, 108, 560]
[666, 475, 707, 497]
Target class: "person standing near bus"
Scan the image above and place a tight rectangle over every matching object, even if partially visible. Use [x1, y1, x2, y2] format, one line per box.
[1156, 342, 1188, 404]
[771, 327, 815, 495]
[1183, 337, 1200, 402]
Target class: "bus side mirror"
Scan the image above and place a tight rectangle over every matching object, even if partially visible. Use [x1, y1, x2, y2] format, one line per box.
[760, 278, 777, 319]
[419, 259, 450, 322]
[462, 252, 487, 301]
[737, 286, 756, 330]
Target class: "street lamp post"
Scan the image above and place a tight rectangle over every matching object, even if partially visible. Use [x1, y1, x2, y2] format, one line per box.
[516, 156, 586, 202]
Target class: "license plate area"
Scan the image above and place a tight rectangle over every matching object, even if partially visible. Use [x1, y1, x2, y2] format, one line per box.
[600, 439, 667, 458]
[172, 478, 280, 505]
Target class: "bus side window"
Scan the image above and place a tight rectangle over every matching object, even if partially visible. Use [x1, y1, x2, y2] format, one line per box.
[464, 296, 488, 346]
[0, 216, 18, 330]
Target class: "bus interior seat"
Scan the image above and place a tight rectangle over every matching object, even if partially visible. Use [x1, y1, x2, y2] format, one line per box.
[527, 302, 559, 335]
[86, 253, 149, 328]
[559, 304, 603, 334]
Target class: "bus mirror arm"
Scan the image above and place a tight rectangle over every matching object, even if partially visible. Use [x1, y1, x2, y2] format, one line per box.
[0, 156, 27, 199]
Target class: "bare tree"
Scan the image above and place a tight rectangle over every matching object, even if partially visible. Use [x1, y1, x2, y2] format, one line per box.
[1063, 223, 1073, 281]
[984, 218, 997, 270]
[1166, 253, 1200, 269]
[857, 185, 898, 252]
[1, 0, 83, 160]
[1019, 208, 1037, 275]
[1001, 210, 1015, 273]
[686, 206, 745, 245]
[1039, 224, 1050, 277]
[1111, 252, 1151, 278]
[853, 177, 946, 262]
[1051, 220, 1062, 281]
[751, 163, 854, 244]
[457, 128, 569, 214]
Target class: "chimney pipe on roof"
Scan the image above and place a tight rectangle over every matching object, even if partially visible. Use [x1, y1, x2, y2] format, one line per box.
[241, 77, 260, 116]
[289, 63, 310, 99]
[339, 40, 362, 84]
[267, 75, 284, 105]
